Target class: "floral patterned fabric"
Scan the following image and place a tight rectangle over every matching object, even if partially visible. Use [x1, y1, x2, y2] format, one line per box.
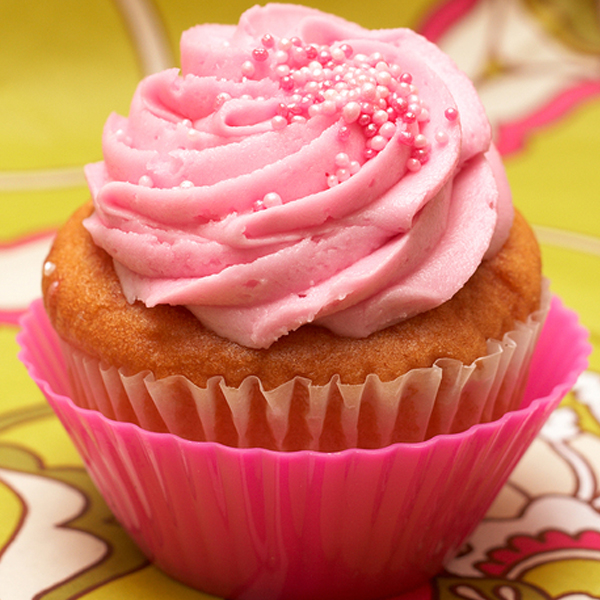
[1, 1, 600, 598]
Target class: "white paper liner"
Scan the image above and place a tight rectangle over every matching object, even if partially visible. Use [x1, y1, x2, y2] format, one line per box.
[60, 281, 551, 451]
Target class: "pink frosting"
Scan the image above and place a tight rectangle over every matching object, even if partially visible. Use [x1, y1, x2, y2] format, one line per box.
[84, 4, 513, 348]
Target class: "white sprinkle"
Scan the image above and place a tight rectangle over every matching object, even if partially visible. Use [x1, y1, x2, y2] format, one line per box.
[342, 101, 361, 123]
[435, 130, 449, 145]
[275, 64, 290, 77]
[263, 192, 282, 207]
[372, 109, 389, 125]
[379, 122, 396, 139]
[274, 50, 289, 64]
[43, 261, 56, 277]
[335, 152, 351, 168]
[320, 100, 337, 115]
[414, 134, 429, 148]
[271, 115, 288, 130]
[214, 92, 231, 109]
[241, 60, 255, 78]
[369, 135, 387, 151]
[278, 37, 292, 51]
[417, 108, 430, 123]
[336, 168, 351, 182]
[331, 47, 345, 62]
[406, 158, 422, 172]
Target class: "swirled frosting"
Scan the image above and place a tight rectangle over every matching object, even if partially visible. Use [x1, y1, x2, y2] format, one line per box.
[84, 4, 513, 349]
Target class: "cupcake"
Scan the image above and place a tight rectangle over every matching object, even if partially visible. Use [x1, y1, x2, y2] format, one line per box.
[20, 4, 590, 599]
[42, 3, 543, 451]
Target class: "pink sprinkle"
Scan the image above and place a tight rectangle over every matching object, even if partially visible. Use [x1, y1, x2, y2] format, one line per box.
[412, 148, 430, 163]
[445, 107, 459, 121]
[391, 96, 407, 113]
[386, 107, 398, 121]
[400, 72, 413, 84]
[364, 123, 378, 138]
[280, 76, 294, 91]
[360, 101, 374, 115]
[318, 49, 332, 66]
[406, 158, 421, 172]
[290, 45, 307, 64]
[286, 102, 302, 115]
[340, 43, 353, 58]
[305, 45, 318, 60]
[398, 131, 414, 145]
[252, 47, 269, 62]
[358, 114, 371, 127]
[327, 174, 339, 188]
[261, 34, 275, 49]
[338, 124, 351, 141]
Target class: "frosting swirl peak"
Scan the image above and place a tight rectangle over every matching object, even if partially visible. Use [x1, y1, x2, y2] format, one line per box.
[84, 4, 513, 348]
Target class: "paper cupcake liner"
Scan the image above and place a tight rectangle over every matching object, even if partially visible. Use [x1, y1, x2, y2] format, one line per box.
[17, 295, 590, 600]
[56, 282, 551, 451]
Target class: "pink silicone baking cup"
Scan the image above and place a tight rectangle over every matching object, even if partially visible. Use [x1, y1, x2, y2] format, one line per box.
[18, 297, 589, 600]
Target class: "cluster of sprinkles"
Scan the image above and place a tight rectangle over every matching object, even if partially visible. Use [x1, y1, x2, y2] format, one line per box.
[231, 33, 458, 189]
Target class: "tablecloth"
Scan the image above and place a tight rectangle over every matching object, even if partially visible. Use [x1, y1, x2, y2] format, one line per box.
[1, 0, 600, 598]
